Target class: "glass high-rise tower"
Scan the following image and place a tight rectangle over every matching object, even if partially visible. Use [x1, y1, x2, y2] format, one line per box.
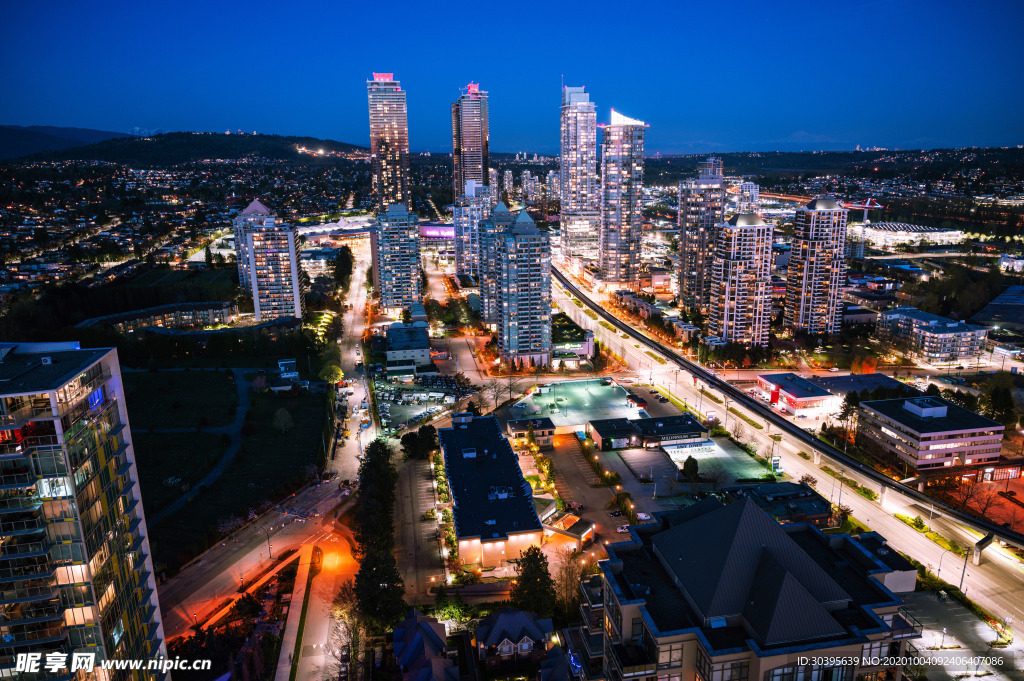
[367, 73, 410, 211]
[678, 158, 726, 312]
[0, 342, 166, 679]
[451, 83, 489, 199]
[560, 86, 600, 261]
[599, 110, 646, 288]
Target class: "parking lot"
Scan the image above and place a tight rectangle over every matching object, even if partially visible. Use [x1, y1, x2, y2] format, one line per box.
[371, 374, 477, 435]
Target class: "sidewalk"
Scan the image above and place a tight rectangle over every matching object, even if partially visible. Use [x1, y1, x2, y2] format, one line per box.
[274, 544, 315, 681]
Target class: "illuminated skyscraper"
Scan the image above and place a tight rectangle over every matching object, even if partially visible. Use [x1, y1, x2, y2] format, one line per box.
[599, 110, 646, 288]
[738, 181, 760, 214]
[453, 180, 492, 278]
[496, 211, 551, 365]
[452, 83, 489, 198]
[372, 204, 420, 315]
[235, 199, 305, 321]
[478, 203, 515, 325]
[502, 170, 514, 199]
[785, 197, 849, 334]
[367, 73, 410, 211]
[0, 341, 166, 675]
[678, 158, 726, 312]
[559, 86, 600, 260]
[709, 214, 773, 347]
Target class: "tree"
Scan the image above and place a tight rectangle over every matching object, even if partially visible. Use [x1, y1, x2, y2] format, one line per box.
[486, 380, 504, 410]
[509, 546, 556, 618]
[704, 462, 727, 490]
[319, 364, 345, 384]
[433, 584, 468, 622]
[465, 400, 482, 416]
[204, 245, 213, 268]
[799, 474, 818, 488]
[682, 455, 699, 483]
[272, 408, 294, 434]
[553, 547, 586, 620]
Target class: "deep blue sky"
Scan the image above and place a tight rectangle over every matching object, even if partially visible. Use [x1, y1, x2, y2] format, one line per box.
[3, 0, 1022, 154]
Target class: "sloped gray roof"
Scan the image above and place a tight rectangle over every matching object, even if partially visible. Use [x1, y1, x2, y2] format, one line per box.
[742, 550, 846, 646]
[651, 498, 849, 618]
[393, 609, 447, 670]
[475, 608, 553, 648]
[241, 198, 273, 215]
[513, 209, 535, 225]
[493, 202, 510, 214]
[805, 197, 841, 211]
[539, 646, 570, 681]
[727, 213, 766, 227]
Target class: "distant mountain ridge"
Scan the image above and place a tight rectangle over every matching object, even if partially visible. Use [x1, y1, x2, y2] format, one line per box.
[0, 125, 133, 160]
[5, 131, 369, 166]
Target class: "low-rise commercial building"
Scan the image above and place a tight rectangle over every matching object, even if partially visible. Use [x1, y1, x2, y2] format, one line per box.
[857, 396, 1004, 473]
[588, 414, 707, 451]
[877, 307, 989, 362]
[724, 481, 832, 527]
[756, 373, 840, 418]
[439, 414, 543, 567]
[589, 499, 921, 681]
[385, 321, 432, 365]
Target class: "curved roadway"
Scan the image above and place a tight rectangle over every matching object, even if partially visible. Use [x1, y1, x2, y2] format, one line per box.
[552, 267, 1024, 549]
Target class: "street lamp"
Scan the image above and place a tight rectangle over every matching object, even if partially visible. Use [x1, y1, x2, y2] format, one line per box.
[257, 525, 273, 558]
[937, 547, 952, 579]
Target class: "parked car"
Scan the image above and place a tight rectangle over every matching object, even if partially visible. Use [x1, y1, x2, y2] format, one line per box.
[829, 367, 840, 373]
[616, 524, 631, 533]
[636, 513, 651, 521]
[609, 510, 623, 517]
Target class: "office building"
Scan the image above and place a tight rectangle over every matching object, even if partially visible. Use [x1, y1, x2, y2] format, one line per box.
[560, 86, 601, 260]
[451, 83, 489, 198]
[0, 342, 167, 675]
[677, 158, 725, 312]
[599, 111, 646, 289]
[372, 204, 420, 315]
[367, 73, 410, 211]
[235, 200, 305, 321]
[877, 308, 989, 362]
[478, 203, 515, 325]
[453, 180, 492, 278]
[708, 214, 773, 347]
[438, 413, 542, 567]
[785, 196, 848, 334]
[385, 321, 432, 366]
[495, 210, 551, 366]
[570, 498, 921, 681]
[857, 396, 1004, 473]
[738, 181, 759, 214]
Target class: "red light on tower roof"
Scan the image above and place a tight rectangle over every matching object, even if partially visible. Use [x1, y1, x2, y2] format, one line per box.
[466, 82, 480, 93]
[373, 73, 394, 81]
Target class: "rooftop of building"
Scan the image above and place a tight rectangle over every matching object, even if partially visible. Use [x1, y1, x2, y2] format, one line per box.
[723, 482, 832, 523]
[804, 197, 841, 211]
[0, 342, 109, 395]
[883, 307, 986, 333]
[507, 417, 556, 433]
[439, 415, 542, 541]
[758, 373, 833, 400]
[860, 396, 1004, 435]
[606, 498, 900, 652]
[240, 198, 273, 216]
[971, 285, 1024, 331]
[864, 222, 963, 233]
[726, 213, 767, 227]
[809, 373, 917, 398]
[386, 322, 431, 352]
[551, 313, 589, 344]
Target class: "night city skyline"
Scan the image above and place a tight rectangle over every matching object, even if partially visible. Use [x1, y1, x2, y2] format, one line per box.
[3, 0, 1024, 154]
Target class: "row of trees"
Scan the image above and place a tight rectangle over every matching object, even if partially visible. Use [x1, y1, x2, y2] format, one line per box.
[352, 439, 406, 630]
[509, 545, 597, 623]
[334, 246, 354, 293]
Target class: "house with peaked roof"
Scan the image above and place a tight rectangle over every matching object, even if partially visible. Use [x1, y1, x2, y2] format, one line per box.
[392, 609, 459, 681]
[567, 498, 921, 681]
[473, 608, 556, 668]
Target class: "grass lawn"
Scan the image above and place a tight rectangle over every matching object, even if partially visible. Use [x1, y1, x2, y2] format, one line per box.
[123, 370, 237, 430]
[132, 431, 229, 515]
[149, 390, 328, 572]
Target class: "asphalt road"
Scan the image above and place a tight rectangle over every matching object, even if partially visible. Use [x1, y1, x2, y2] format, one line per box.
[553, 268, 1024, 650]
